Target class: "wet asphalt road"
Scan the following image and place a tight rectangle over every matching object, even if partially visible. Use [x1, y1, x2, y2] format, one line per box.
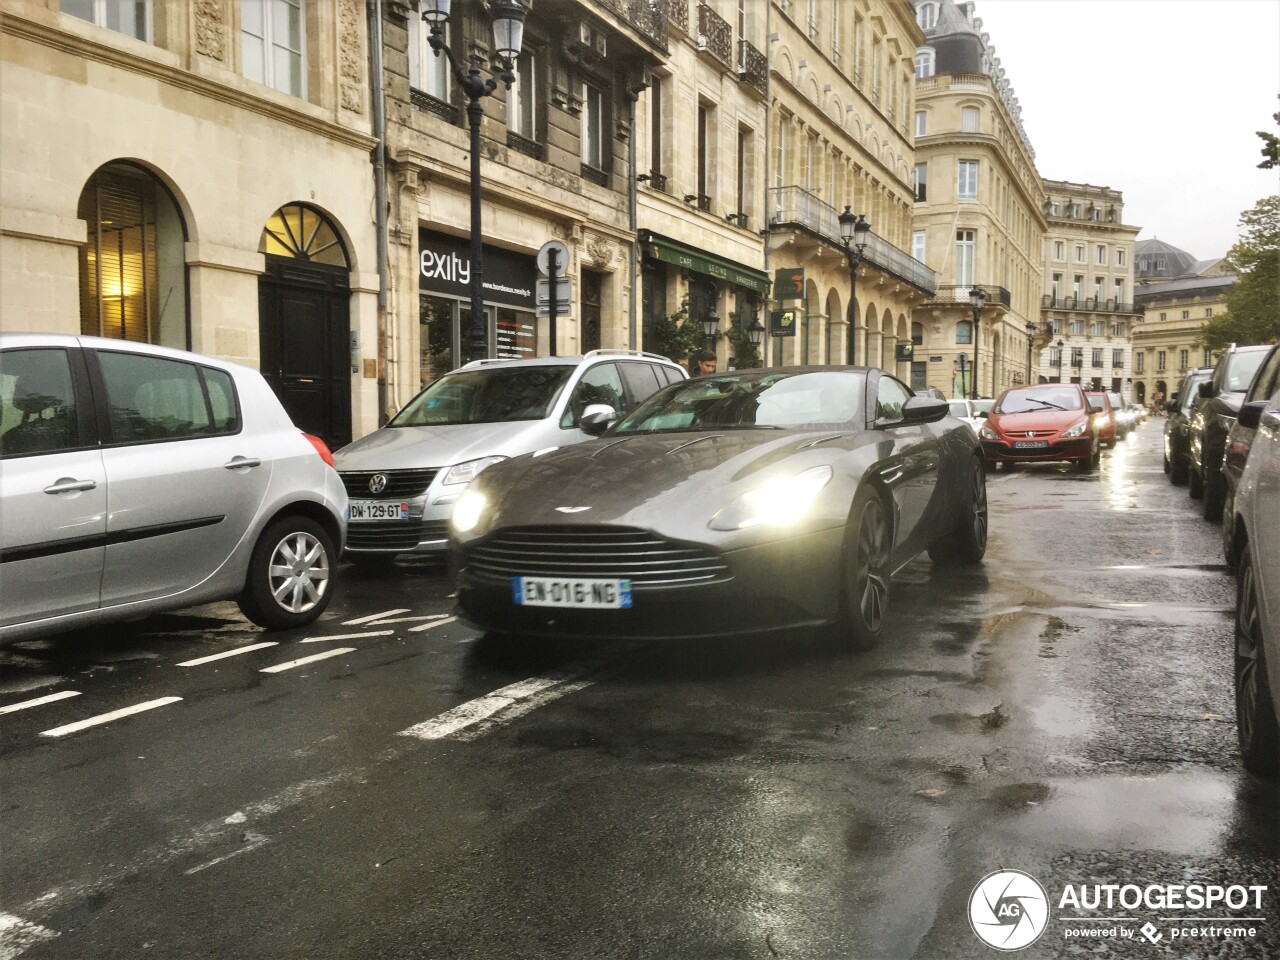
[1, 419, 1278, 960]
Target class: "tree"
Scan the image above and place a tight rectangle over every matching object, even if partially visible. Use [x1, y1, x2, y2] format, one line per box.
[648, 303, 708, 370]
[1197, 196, 1280, 352]
[1258, 110, 1279, 170]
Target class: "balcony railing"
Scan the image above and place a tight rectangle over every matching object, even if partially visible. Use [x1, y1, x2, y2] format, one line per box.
[669, 0, 689, 32]
[737, 39, 767, 94]
[697, 2, 732, 65]
[410, 88, 459, 125]
[927, 284, 1012, 308]
[591, 0, 671, 49]
[767, 185, 936, 296]
[1041, 295, 1138, 314]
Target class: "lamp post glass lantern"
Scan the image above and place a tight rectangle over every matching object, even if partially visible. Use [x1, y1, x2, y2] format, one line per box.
[968, 286, 985, 400]
[424, 0, 528, 362]
[748, 317, 766, 347]
[839, 206, 871, 364]
[1056, 338, 1065, 383]
[702, 306, 720, 345]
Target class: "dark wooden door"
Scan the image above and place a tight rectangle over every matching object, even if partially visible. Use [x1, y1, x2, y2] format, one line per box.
[259, 258, 351, 449]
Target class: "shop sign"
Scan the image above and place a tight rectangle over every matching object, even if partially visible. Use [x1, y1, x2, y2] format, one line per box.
[418, 229, 536, 309]
[773, 269, 804, 300]
[770, 309, 797, 337]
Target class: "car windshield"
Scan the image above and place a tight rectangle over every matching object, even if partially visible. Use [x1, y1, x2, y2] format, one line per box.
[389, 365, 575, 426]
[614, 370, 865, 433]
[1086, 392, 1110, 410]
[972, 399, 994, 416]
[1107, 392, 1123, 409]
[947, 400, 970, 419]
[1226, 350, 1268, 393]
[995, 386, 1083, 414]
[1181, 376, 1208, 413]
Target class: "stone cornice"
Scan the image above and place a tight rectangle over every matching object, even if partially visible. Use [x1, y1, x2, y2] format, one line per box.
[2, 12, 377, 152]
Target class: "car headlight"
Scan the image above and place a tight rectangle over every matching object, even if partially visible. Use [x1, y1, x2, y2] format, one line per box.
[1095, 414, 1111, 427]
[451, 489, 489, 535]
[709, 465, 833, 532]
[1061, 420, 1089, 438]
[979, 425, 1000, 440]
[442, 456, 507, 485]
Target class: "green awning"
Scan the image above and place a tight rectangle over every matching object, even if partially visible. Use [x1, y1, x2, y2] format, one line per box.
[639, 230, 769, 295]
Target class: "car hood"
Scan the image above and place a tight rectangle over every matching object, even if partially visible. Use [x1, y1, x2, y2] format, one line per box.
[333, 421, 552, 471]
[475, 429, 860, 531]
[988, 409, 1088, 432]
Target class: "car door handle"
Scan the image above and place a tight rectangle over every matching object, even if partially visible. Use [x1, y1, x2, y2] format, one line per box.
[44, 478, 97, 494]
[224, 457, 262, 470]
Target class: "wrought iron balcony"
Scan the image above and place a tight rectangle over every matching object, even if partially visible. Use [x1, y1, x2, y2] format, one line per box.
[926, 284, 1013, 308]
[669, 0, 689, 32]
[1041, 295, 1138, 314]
[767, 185, 936, 296]
[410, 88, 458, 125]
[597, 0, 670, 49]
[697, 2, 732, 65]
[737, 39, 767, 94]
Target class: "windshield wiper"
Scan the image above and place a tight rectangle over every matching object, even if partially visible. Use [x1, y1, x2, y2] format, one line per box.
[1020, 398, 1068, 412]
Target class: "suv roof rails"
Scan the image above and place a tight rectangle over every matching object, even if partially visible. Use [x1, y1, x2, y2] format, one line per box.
[459, 357, 516, 369]
[583, 348, 678, 364]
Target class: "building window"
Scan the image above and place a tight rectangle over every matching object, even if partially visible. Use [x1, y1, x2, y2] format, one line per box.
[912, 231, 926, 262]
[1205, 307, 1213, 317]
[507, 49, 541, 141]
[1112, 323, 1124, 337]
[1179, 349, 1189, 370]
[831, 1, 842, 64]
[1073, 244, 1084, 262]
[915, 49, 934, 79]
[648, 75, 665, 184]
[1135, 352, 1144, 373]
[915, 111, 927, 137]
[1112, 280, 1123, 304]
[1071, 202, 1081, 218]
[1181, 309, 1190, 320]
[1053, 241, 1064, 260]
[955, 229, 975, 286]
[736, 126, 752, 221]
[1096, 244, 1106, 264]
[241, 0, 305, 98]
[62, 0, 151, 40]
[1159, 312, 1167, 321]
[696, 102, 712, 208]
[1117, 249, 1126, 266]
[1072, 275, 1083, 302]
[957, 160, 978, 200]
[1157, 350, 1166, 371]
[1093, 278, 1103, 302]
[408, 17, 449, 101]
[1051, 273, 1062, 302]
[76, 162, 189, 349]
[1204, 348, 1212, 366]
[1091, 321, 1104, 337]
[917, 2, 938, 29]
[1092, 348, 1103, 368]
[1071, 347, 1084, 368]
[913, 163, 927, 203]
[1069, 319, 1083, 336]
[956, 320, 972, 344]
[1050, 346, 1062, 367]
[961, 106, 979, 132]
[1112, 349, 1124, 368]
[583, 83, 605, 171]
[911, 322, 925, 346]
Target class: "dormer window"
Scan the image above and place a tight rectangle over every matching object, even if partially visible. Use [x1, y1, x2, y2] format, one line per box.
[917, 2, 939, 30]
[915, 48, 935, 79]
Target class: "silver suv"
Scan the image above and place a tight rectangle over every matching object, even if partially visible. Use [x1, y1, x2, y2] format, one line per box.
[334, 349, 687, 559]
[1, 334, 348, 643]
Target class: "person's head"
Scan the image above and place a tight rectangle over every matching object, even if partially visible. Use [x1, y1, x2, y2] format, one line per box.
[694, 350, 717, 376]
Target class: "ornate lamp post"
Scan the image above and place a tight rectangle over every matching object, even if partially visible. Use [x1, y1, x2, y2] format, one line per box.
[968, 286, 986, 399]
[423, 0, 529, 362]
[838, 206, 871, 364]
[1056, 338, 1065, 383]
[1024, 320, 1036, 384]
[701, 304, 720, 347]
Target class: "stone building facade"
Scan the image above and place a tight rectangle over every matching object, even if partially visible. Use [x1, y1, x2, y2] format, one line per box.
[1037, 180, 1141, 398]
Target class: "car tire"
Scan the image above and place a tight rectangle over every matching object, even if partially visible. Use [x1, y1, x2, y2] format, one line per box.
[1189, 465, 1204, 499]
[1170, 451, 1188, 485]
[837, 492, 893, 649]
[928, 456, 987, 566]
[1236, 544, 1280, 777]
[238, 516, 336, 630]
[1163, 447, 1172, 474]
[1202, 467, 1226, 522]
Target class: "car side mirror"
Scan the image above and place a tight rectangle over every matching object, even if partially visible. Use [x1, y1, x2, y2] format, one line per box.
[977, 410, 989, 419]
[578, 403, 618, 436]
[1088, 401, 1103, 414]
[1198, 381, 1214, 399]
[1237, 400, 1266, 430]
[896, 396, 949, 425]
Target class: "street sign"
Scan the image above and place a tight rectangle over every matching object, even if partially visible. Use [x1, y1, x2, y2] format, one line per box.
[929, 355, 943, 362]
[536, 240, 571, 277]
[536, 277, 573, 304]
[769, 309, 797, 337]
[773, 268, 804, 300]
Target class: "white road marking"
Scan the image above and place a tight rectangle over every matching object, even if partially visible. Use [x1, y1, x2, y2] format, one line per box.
[398, 673, 592, 741]
[183, 831, 270, 875]
[0, 912, 58, 960]
[408, 616, 457, 633]
[259, 648, 355, 673]
[176, 642, 278, 667]
[342, 608, 408, 626]
[299, 631, 392, 643]
[39, 697, 183, 738]
[365, 614, 451, 626]
[0, 690, 80, 716]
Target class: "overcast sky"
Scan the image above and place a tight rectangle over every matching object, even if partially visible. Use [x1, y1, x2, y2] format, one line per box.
[975, 0, 1280, 260]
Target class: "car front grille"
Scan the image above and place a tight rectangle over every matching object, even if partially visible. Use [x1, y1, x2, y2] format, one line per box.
[346, 519, 449, 551]
[1004, 430, 1056, 438]
[340, 468, 440, 500]
[467, 525, 730, 587]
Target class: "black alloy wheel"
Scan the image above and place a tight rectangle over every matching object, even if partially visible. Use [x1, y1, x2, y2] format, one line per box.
[928, 456, 988, 566]
[839, 493, 893, 649]
[1235, 544, 1280, 776]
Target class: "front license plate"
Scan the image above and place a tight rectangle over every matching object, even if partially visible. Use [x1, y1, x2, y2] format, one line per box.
[1012, 440, 1049, 449]
[348, 500, 409, 521]
[513, 576, 633, 609]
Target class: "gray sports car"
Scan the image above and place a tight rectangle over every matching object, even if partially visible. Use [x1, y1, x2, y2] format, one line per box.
[450, 367, 987, 646]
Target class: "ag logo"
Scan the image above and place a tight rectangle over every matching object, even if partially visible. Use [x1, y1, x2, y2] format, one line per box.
[968, 870, 1049, 951]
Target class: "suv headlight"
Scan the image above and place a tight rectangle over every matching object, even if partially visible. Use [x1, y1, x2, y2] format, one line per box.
[979, 425, 999, 440]
[709, 465, 833, 531]
[451, 489, 489, 535]
[442, 456, 507, 485]
[1061, 420, 1088, 438]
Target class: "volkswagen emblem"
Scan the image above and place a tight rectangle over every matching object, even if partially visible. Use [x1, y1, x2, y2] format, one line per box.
[368, 474, 388, 494]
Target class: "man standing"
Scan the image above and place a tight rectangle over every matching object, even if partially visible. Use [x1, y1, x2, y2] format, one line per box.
[692, 350, 717, 376]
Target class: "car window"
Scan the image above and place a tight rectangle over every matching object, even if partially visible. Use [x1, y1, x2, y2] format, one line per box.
[619, 362, 662, 409]
[561, 363, 626, 428]
[1086, 393, 1110, 411]
[947, 400, 970, 419]
[657, 364, 684, 386]
[1180, 377, 1206, 414]
[1226, 349, 1269, 393]
[972, 399, 994, 416]
[1247, 347, 1280, 403]
[203, 367, 241, 433]
[876, 376, 912, 422]
[97, 351, 224, 444]
[995, 386, 1084, 414]
[0, 348, 79, 457]
[391, 365, 575, 426]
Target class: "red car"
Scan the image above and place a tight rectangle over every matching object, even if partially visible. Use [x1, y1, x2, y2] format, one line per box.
[979, 384, 1101, 471]
[1085, 391, 1117, 448]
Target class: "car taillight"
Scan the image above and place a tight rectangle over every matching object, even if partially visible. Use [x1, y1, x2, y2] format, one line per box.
[303, 432, 336, 469]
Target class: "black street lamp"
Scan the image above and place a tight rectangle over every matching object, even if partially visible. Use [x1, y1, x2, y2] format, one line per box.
[1024, 320, 1036, 384]
[701, 304, 720, 347]
[423, 0, 529, 362]
[968, 286, 986, 399]
[748, 317, 766, 348]
[1055, 338, 1064, 382]
[838, 206, 871, 364]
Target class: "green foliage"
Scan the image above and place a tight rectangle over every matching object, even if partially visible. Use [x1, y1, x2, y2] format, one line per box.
[1258, 111, 1279, 170]
[1197, 196, 1280, 351]
[726, 324, 762, 369]
[648, 305, 709, 366]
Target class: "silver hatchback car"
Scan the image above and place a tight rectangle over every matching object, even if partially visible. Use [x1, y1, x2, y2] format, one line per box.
[334, 349, 687, 559]
[1, 334, 348, 643]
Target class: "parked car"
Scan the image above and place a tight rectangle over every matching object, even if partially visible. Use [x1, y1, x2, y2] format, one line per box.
[978, 383, 1100, 471]
[1, 334, 347, 644]
[334, 350, 687, 561]
[1107, 392, 1136, 439]
[1164, 367, 1214, 484]
[947, 398, 984, 432]
[1225, 378, 1280, 776]
[1223, 342, 1280, 568]
[1086, 391, 1117, 448]
[451, 367, 987, 648]
[917, 385, 947, 401]
[1189, 343, 1271, 520]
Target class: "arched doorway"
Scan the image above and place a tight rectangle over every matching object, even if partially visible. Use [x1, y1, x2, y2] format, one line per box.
[1135, 381, 1147, 406]
[258, 203, 352, 449]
